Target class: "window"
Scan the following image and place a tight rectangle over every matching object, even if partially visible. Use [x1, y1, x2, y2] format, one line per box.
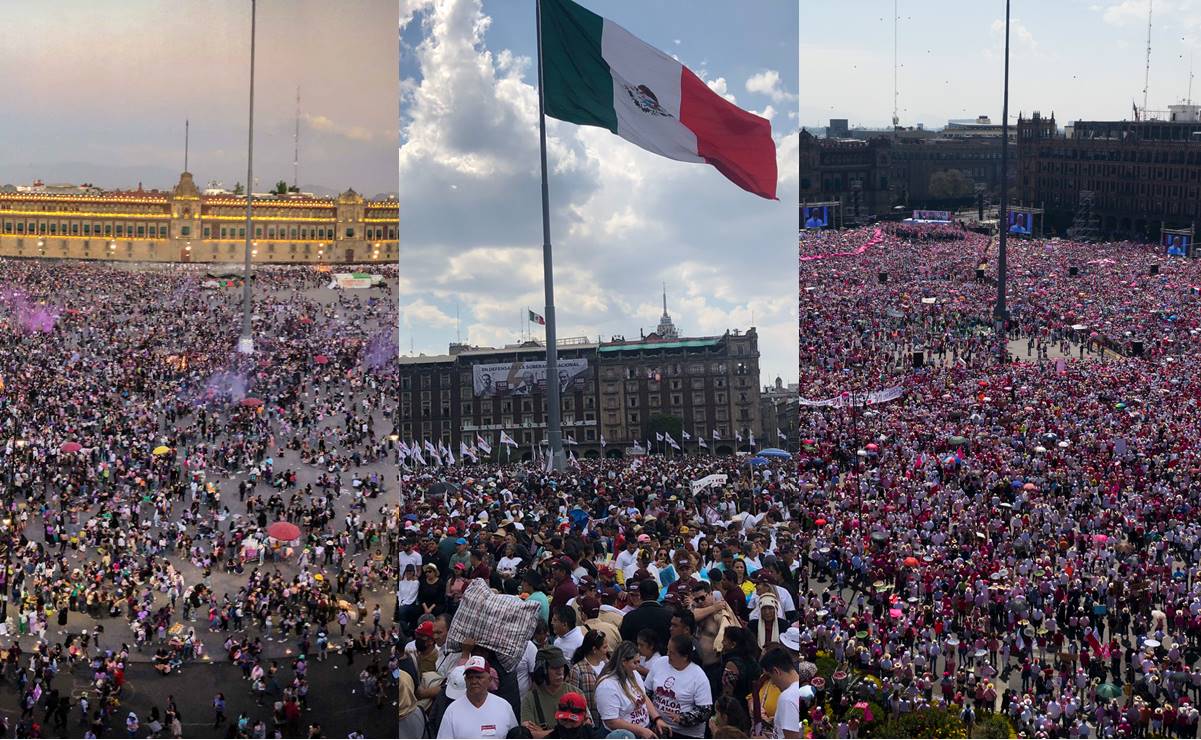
[345, 228, 354, 237]
[181, 226, 191, 236]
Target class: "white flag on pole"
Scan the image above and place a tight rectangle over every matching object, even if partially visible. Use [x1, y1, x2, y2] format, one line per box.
[681, 430, 691, 441]
[499, 431, 518, 448]
[476, 434, 493, 455]
[600, 434, 606, 448]
[699, 437, 708, 449]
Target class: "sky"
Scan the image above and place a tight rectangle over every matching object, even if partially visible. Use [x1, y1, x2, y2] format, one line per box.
[399, 0, 800, 385]
[803, 0, 1201, 131]
[0, 1, 397, 196]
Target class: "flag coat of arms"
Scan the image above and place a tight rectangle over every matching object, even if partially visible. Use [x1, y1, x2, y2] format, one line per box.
[540, 0, 777, 199]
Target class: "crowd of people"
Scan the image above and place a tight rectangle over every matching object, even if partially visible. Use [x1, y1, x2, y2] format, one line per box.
[391, 455, 803, 738]
[0, 260, 399, 737]
[797, 222, 1201, 737]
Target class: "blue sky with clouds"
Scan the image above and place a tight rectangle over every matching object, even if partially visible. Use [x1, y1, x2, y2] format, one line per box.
[803, 0, 1201, 131]
[0, 1, 396, 195]
[399, 0, 799, 384]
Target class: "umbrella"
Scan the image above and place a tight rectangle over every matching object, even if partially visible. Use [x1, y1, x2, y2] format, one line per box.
[865, 443, 879, 452]
[240, 397, 263, 408]
[1093, 534, 1108, 544]
[947, 435, 969, 447]
[267, 522, 301, 541]
[152, 445, 171, 456]
[1097, 683, 1123, 700]
[758, 448, 791, 459]
[814, 518, 827, 527]
[903, 556, 919, 567]
[337, 599, 354, 611]
[746, 456, 770, 466]
[314, 355, 330, 365]
[59, 442, 82, 454]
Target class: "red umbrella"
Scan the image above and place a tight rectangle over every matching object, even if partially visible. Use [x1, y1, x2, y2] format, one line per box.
[314, 355, 330, 365]
[814, 518, 827, 527]
[267, 522, 301, 541]
[60, 442, 82, 453]
[240, 397, 264, 408]
[904, 556, 919, 567]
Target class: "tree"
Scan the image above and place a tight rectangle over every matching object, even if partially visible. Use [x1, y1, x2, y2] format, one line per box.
[273, 180, 289, 195]
[232, 182, 244, 196]
[928, 169, 974, 200]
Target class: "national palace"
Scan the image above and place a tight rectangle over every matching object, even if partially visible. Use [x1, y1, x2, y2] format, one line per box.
[0, 172, 397, 264]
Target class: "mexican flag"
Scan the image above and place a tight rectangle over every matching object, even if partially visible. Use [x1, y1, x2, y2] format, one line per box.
[540, 0, 777, 200]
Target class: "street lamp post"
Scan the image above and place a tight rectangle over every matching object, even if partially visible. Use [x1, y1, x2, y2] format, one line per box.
[238, 0, 257, 355]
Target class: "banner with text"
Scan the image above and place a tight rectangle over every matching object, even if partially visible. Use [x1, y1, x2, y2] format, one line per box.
[799, 386, 905, 408]
[472, 358, 590, 397]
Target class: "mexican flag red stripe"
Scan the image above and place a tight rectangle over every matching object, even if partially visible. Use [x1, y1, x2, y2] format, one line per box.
[540, 0, 777, 200]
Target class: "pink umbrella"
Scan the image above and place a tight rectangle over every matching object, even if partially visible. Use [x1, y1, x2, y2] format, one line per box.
[314, 355, 330, 365]
[267, 522, 301, 541]
[240, 397, 264, 408]
[60, 442, 82, 454]
[1093, 534, 1108, 544]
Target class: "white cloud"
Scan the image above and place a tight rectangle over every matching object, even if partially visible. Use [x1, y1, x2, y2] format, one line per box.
[745, 69, 798, 103]
[303, 113, 376, 142]
[706, 77, 737, 103]
[988, 17, 1039, 56]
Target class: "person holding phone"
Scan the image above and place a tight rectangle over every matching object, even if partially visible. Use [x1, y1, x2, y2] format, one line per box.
[645, 635, 713, 738]
[596, 641, 673, 738]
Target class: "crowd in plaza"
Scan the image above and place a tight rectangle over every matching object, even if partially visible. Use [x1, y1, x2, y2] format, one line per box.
[0, 260, 399, 737]
[797, 222, 1201, 738]
[391, 455, 803, 738]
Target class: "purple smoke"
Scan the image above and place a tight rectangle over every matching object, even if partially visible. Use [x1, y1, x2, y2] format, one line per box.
[362, 328, 398, 372]
[200, 369, 250, 404]
[0, 289, 59, 334]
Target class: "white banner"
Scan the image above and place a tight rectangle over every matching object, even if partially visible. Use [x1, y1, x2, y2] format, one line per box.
[799, 386, 905, 408]
[691, 473, 727, 494]
[472, 358, 589, 397]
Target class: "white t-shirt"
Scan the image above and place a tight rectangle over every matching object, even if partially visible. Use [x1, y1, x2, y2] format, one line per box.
[615, 549, 640, 578]
[498, 555, 524, 574]
[554, 626, 585, 659]
[645, 660, 713, 738]
[774, 681, 802, 738]
[516, 641, 538, 698]
[597, 673, 651, 730]
[436, 692, 518, 739]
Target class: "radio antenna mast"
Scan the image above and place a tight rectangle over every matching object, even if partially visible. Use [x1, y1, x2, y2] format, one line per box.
[1144, 0, 1153, 114]
[892, 0, 900, 129]
[293, 87, 300, 190]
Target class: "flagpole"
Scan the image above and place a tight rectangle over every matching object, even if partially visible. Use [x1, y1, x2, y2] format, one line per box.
[535, 0, 565, 472]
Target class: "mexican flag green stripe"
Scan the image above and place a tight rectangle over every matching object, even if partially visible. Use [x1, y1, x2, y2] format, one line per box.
[539, 0, 778, 199]
[541, 0, 618, 133]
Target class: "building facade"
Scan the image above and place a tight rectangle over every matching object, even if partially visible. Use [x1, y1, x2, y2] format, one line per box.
[397, 328, 763, 461]
[0, 172, 397, 263]
[799, 130, 893, 222]
[1016, 109, 1201, 239]
[759, 377, 799, 451]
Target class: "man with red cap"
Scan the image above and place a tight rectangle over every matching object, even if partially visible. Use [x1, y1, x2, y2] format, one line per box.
[522, 691, 594, 738]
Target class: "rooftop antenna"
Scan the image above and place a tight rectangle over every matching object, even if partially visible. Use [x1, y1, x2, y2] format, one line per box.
[662, 282, 667, 314]
[1189, 53, 1194, 106]
[184, 119, 189, 172]
[456, 301, 461, 343]
[892, 0, 900, 129]
[293, 87, 300, 190]
[1144, 0, 1153, 115]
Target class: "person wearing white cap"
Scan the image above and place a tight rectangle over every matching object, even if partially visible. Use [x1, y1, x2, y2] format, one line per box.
[436, 656, 518, 739]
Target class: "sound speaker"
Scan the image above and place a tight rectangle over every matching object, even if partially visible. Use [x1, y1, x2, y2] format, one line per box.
[878, 272, 889, 284]
[1150, 264, 1159, 276]
[1069, 266, 1078, 276]
[912, 351, 925, 369]
[1132, 340, 1144, 356]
